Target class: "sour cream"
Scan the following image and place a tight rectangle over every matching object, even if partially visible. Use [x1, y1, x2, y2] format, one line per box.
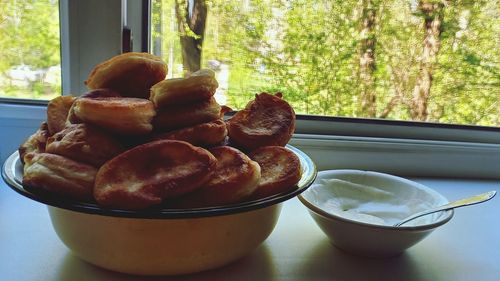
[308, 178, 438, 226]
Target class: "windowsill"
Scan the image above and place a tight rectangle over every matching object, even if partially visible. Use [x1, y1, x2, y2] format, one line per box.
[1, 177, 499, 280]
[1, 103, 499, 280]
[291, 134, 500, 180]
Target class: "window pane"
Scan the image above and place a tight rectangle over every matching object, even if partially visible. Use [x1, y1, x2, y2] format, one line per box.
[151, 0, 499, 127]
[0, 0, 61, 100]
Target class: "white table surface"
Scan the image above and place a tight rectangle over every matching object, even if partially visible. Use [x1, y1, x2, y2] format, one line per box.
[1, 177, 499, 281]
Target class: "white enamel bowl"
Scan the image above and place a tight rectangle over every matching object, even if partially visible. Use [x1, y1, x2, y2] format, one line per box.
[2, 146, 316, 276]
[298, 170, 453, 258]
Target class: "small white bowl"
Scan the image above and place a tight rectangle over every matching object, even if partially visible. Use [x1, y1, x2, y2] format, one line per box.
[298, 170, 453, 258]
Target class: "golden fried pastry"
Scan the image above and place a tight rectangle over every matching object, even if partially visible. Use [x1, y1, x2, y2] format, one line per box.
[94, 140, 217, 210]
[85, 52, 167, 99]
[18, 122, 49, 164]
[151, 119, 227, 147]
[23, 153, 97, 201]
[248, 146, 301, 200]
[46, 123, 125, 167]
[65, 104, 81, 125]
[65, 89, 122, 125]
[220, 105, 233, 118]
[47, 96, 76, 135]
[150, 68, 218, 108]
[227, 92, 295, 151]
[81, 88, 122, 99]
[153, 97, 221, 131]
[72, 97, 156, 135]
[173, 146, 261, 208]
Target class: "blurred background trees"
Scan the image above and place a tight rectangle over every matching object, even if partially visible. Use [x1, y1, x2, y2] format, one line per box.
[154, 0, 498, 125]
[0, 0, 498, 126]
[0, 0, 60, 99]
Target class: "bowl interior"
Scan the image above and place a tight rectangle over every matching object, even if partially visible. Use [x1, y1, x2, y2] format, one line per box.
[299, 169, 453, 229]
[2, 145, 317, 219]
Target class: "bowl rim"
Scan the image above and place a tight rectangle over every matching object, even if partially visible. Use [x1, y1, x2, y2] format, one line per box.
[2, 145, 317, 219]
[298, 169, 454, 231]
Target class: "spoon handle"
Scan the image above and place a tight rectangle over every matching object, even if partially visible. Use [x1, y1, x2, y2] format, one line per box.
[394, 190, 497, 227]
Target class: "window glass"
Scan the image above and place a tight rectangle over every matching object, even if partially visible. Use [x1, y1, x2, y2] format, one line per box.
[0, 0, 61, 100]
[151, 0, 499, 127]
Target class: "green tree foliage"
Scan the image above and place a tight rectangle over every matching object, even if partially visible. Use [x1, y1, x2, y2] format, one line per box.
[258, 1, 357, 116]
[203, 0, 276, 108]
[1, 0, 498, 126]
[197, 0, 499, 126]
[0, 0, 60, 99]
[433, 0, 500, 125]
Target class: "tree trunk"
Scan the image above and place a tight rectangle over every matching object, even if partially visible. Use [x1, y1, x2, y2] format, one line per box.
[411, 1, 444, 121]
[358, 0, 378, 117]
[174, 0, 208, 76]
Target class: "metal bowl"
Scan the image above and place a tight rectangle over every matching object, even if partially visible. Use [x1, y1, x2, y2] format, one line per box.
[2, 145, 316, 275]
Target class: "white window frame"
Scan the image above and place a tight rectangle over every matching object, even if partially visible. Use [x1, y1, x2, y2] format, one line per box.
[0, 0, 499, 179]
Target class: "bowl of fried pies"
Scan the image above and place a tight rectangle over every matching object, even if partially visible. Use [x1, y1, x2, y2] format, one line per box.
[2, 52, 317, 276]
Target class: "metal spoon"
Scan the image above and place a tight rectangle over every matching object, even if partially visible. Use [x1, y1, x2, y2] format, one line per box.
[394, 190, 497, 227]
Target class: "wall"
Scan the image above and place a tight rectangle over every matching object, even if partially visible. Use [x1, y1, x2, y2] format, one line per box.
[0, 104, 45, 163]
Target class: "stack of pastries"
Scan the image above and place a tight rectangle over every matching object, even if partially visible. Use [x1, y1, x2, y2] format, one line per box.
[19, 52, 302, 210]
